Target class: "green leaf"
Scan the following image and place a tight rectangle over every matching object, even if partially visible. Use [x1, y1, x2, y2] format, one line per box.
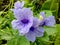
[54, 24, 60, 45]
[7, 36, 30, 45]
[41, 0, 51, 10]
[24, 0, 32, 4]
[41, 0, 59, 17]
[44, 26, 57, 35]
[55, 36, 60, 45]
[1, 34, 13, 40]
[7, 38, 17, 45]
[36, 32, 50, 45]
[41, 0, 58, 10]
[0, 29, 14, 40]
[18, 37, 30, 45]
[0, 16, 3, 24]
[0, 11, 3, 15]
[40, 32, 49, 42]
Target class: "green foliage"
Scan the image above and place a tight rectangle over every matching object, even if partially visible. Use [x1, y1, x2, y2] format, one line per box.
[41, 0, 59, 17]
[7, 36, 30, 45]
[41, 0, 58, 10]
[54, 25, 60, 45]
[44, 26, 56, 35]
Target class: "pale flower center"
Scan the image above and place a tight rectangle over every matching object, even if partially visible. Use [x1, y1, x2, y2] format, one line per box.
[39, 15, 43, 21]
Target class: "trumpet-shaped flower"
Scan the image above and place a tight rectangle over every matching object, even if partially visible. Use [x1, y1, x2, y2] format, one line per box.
[25, 17, 44, 42]
[11, 8, 33, 35]
[11, 1, 44, 42]
[39, 12, 55, 27]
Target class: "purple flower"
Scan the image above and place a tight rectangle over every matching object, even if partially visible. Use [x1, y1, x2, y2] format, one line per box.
[39, 12, 55, 27]
[11, 8, 33, 35]
[14, 1, 24, 9]
[25, 17, 44, 42]
[11, 1, 44, 42]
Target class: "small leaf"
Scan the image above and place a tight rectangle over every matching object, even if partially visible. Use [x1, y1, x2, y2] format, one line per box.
[44, 26, 57, 35]
[0, 11, 3, 15]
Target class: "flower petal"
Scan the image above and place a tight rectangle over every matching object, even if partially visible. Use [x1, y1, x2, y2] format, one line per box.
[16, 20, 33, 35]
[18, 27, 30, 35]
[33, 17, 40, 27]
[11, 19, 33, 35]
[25, 31, 36, 42]
[45, 16, 55, 27]
[39, 20, 45, 26]
[14, 1, 24, 9]
[34, 27, 44, 37]
[11, 20, 20, 29]
[21, 8, 33, 19]
[13, 8, 33, 20]
[40, 12, 45, 18]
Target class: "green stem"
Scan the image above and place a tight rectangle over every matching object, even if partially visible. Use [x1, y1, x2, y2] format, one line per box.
[50, 0, 54, 10]
[3, 4, 10, 11]
[10, 0, 14, 8]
